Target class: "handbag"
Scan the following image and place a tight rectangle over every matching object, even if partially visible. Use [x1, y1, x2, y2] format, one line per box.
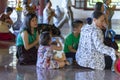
[104, 29, 118, 50]
[16, 46, 37, 65]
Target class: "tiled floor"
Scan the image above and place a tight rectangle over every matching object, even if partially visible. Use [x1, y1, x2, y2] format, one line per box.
[0, 47, 120, 80]
[0, 23, 120, 80]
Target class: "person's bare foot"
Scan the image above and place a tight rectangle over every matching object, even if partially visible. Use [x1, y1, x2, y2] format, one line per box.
[64, 60, 70, 65]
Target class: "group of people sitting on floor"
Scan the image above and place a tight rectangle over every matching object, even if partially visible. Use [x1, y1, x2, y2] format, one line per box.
[1, 0, 120, 75]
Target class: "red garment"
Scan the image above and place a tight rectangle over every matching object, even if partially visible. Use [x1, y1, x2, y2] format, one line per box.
[116, 59, 120, 73]
[0, 32, 15, 41]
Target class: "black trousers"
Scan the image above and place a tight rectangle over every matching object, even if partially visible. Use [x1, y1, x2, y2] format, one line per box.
[16, 46, 37, 65]
[65, 52, 76, 60]
[104, 55, 112, 69]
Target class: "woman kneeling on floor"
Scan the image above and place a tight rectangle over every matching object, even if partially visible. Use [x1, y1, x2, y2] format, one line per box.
[16, 13, 39, 65]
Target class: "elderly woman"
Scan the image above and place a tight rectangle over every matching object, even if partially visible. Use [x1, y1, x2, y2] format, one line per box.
[76, 11, 119, 70]
[94, 2, 118, 69]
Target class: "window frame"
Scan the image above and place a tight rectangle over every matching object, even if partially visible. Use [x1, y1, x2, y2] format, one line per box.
[73, 0, 120, 10]
[7, 0, 23, 8]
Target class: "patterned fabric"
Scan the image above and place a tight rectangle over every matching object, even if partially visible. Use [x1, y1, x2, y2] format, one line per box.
[37, 45, 59, 69]
[76, 23, 116, 70]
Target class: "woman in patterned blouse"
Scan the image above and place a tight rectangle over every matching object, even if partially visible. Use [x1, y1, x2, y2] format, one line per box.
[76, 11, 119, 70]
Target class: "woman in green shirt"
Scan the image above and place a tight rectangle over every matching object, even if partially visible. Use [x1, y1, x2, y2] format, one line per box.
[16, 13, 39, 65]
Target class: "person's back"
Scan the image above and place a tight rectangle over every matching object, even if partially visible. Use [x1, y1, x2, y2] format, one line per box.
[76, 11, 117, 70]
[37, 31, 69, 69]
[37, 32, 60, 69]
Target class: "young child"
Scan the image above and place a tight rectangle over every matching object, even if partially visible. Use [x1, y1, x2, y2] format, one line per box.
[36, 31, 69, 69]
[64, 20, 83, 62]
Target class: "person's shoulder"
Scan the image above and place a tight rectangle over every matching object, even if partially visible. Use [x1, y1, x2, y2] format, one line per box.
[21, 30, 29, 35]
[66, 33, 73, 37]
[82, 24, 92, 29]
[65, 33, 73, 41]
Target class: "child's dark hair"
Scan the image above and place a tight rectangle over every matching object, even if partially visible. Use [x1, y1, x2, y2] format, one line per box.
[21, 13, 37, 35]
[40, 31, 51, 46]
[94, 2, 103, 11]
[72, 20, 83, 29]
[92, 11, 104, 19]
[5, 7, 13, 13]
[86, 17, 92, 25]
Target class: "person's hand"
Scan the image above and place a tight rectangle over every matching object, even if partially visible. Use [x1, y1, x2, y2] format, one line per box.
[56, 38, 60, 43]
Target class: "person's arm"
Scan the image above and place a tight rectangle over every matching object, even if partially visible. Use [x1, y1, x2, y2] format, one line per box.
[66, 35, 76, 53]
[48, 10, 56, 22]
[92, 29, 116, 61]
[51, 38, 62, 51]
[5, 18, 13, 25]
[68, 46, 76, 53]
[21, 31, 39, 50]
